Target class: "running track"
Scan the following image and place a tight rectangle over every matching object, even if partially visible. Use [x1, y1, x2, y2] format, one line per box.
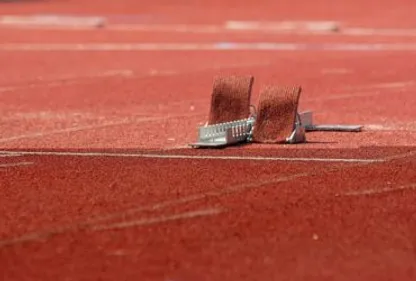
[1, 1, 416, 280]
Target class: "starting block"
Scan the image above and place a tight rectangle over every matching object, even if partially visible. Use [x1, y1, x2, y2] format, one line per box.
[189, 117, 255, 148]
[189, 75, 362, 148]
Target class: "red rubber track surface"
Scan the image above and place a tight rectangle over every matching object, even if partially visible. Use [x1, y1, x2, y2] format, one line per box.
[1, 1, 416, 281]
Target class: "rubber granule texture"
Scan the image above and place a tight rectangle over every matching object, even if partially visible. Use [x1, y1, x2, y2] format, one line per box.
[208, 75, 254, 125]
[252, 85, 302, 143]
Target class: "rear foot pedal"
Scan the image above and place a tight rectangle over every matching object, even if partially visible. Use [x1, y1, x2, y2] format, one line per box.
[252, 85, 305, 144]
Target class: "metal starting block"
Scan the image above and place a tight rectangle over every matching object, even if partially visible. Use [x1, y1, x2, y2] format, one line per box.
[189, 113, 305, 148]
[189, 117, 255, 148]
[189, 76, 362, 149]
[189, 110, 362, 148]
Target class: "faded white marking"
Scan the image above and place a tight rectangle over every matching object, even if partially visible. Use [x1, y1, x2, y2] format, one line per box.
[0, 61, 269, 93]
[383, 150, 416, 161]
[370, 81, 415, 89]
[0, 15, 106, 28]
[343, 28, 416, 37]
[0, 170, 312, 248]
[321, 68, 352, 74]
[109, 23, 223, 33]
[364, 124, 416, 132]
[1, 42, 416, 52]
[0, 161, 33, 168]
[0, 113, 203, 143]
[340, 183, 416, 196]
[0, 69, 136, 94]
[304, 86, 414, 103]
[225, 20, 340, 33]
[0, 150, 385, 163]
[0, 152, 22, 157]
[91, 208, 223, 231]
[0, 208, 223, 247]
[0, 120, 132, 143]
[342, 81, 415, 93]
[303, 91, 381, 102]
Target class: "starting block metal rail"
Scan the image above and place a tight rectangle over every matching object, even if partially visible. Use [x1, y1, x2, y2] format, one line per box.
[189, 117, 255, 148]
[299, 111, 363, 132]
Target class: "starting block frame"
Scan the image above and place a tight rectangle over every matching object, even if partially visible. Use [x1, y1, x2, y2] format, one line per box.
[189, 110, 362, 148]
[189, 117, 255, 148]
[189, 76, 363, 149]
[299, 111, 363, 132]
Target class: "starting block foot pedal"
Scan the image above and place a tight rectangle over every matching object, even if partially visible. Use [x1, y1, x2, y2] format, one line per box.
[252, 85, 305, 144]
[208, 75, 254, 125]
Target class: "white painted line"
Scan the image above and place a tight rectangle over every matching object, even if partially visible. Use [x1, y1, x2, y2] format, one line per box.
[0, 152, 23, 157]
[91, 208, 223, 231]
[0, 15, 106, 28]
[0, 161, 34, 168]
[108, 23, 223, 33]
[225, 20, 341, 33]
[343, 28, 416, 37]
[1, 42, 416, 52]
[340, 183, 416, 196]
[0, 150, 384, 163]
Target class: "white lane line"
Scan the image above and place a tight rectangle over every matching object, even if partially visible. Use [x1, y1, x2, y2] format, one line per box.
[0, 161, 34, 168]
[0, 15, 106, 28]
[91, 208, 224, 231]
[339, 183, 416, 197]
[0, 150, 385, 163]
[0, 152, 23, 157]
[1, 42, 416, 52]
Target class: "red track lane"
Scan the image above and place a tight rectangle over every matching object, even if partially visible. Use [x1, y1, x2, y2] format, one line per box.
[1, 1, 416, 280]
[1, 51, 415, 149]
[1, 154, 416, 280]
